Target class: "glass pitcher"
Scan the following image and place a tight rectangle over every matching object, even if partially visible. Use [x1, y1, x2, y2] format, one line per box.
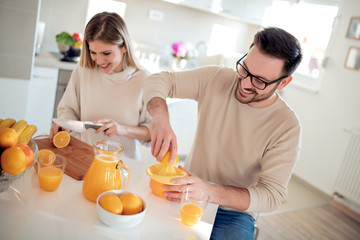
[82, 139, 130, 202]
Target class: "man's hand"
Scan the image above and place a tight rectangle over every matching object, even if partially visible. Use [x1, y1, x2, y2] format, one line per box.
[147, 97, 178, 163]
[162, 166, 214, 202]
[163, 166, 251, 211]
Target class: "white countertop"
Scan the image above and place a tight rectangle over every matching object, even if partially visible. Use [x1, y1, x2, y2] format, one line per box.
[0, 156, 218, 240]
[35, 50, 78, 71]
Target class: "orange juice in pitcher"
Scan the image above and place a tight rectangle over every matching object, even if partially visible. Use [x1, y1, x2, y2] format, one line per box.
[82, 140, 130, 202]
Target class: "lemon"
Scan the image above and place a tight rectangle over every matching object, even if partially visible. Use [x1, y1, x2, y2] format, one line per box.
[99, 194, 123, 214]
[120, 193, 143, 215]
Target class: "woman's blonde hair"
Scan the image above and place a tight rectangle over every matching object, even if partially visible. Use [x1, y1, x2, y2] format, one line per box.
[80, 12, 140, 70]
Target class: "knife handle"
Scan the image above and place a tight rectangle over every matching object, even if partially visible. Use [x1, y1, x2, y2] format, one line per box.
[84, 123, 103, 130]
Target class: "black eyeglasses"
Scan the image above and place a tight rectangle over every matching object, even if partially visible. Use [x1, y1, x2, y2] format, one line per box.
[236, 54, 288, 90]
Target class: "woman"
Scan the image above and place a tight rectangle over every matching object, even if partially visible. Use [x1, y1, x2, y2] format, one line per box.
[50, 12, 151, 161]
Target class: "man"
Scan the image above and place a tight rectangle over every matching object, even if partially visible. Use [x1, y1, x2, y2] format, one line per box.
[143, 27, 302, 239]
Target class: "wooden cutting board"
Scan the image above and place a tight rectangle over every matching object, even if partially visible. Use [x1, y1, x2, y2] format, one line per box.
[35, 136, 94, 180]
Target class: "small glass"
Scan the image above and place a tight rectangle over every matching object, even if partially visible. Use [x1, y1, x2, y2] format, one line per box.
[38, 154, 67, 191]
[180, 188, 210, 226]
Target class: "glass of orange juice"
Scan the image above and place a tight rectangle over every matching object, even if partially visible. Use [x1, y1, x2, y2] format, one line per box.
[180, 188, 210, 226]
[38, 154, 67, 191]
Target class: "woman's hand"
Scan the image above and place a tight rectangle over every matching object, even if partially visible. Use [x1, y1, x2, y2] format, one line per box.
[49, 123, 70, 140]
[94, 119, 127, 137]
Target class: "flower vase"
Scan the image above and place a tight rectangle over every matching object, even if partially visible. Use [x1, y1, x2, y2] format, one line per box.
[171, 58, 187, 71]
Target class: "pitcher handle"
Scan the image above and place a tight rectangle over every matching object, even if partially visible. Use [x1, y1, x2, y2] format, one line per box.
[116, 160, 130, 191]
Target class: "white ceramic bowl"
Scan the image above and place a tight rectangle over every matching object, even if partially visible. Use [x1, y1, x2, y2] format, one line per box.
[96, 190, 147, 229]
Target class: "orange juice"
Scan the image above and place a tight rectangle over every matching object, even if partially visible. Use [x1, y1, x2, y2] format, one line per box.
[38, 167, 63, 191]
[180, 203, 203, 226]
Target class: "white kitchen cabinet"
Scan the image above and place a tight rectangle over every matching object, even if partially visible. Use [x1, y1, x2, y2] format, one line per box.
[26, 66, 58, 135]
[163, 0, 272, 25]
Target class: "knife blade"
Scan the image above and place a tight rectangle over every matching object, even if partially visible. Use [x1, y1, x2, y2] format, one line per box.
[52, 118, 103, 133]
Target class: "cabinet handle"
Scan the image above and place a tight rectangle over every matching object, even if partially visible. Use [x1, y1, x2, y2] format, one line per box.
[32, 74, 54, 79]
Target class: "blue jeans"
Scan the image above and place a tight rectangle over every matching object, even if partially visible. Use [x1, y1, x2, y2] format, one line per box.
[210, 208, 255, 240]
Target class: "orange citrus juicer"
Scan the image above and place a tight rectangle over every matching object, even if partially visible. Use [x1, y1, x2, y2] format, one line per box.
[146, 151, 187, 185]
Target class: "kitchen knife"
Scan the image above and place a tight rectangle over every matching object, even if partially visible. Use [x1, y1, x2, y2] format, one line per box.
[52, 118, 103, 133]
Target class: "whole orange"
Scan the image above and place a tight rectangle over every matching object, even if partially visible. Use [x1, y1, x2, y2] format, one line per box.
[99, 194, 123, 215]
[119, 193, 143, 215]
[1, 146, 26, 175]
[15, 144, 34, 168]
[0, 127, 18, 148]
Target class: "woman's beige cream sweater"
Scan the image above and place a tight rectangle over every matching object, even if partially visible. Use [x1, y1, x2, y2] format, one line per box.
[57, 65, 151, 161]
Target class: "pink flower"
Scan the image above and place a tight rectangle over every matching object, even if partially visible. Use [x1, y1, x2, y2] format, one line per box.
[171, 41, 188, 58]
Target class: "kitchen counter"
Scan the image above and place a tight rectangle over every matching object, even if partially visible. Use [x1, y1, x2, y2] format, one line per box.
[0, 155, 218, 239]
[35, 50, 78, 71]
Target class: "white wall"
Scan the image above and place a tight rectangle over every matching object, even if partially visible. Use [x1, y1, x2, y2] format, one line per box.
[122, 0, 259, 54]
[39, 0, 88, 52]
[281, 0, 360, 196]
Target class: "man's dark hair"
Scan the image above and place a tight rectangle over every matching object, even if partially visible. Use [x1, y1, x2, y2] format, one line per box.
[251, 27, 303, 76]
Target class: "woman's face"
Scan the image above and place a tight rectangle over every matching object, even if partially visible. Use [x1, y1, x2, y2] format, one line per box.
[88, 40, 127, 74]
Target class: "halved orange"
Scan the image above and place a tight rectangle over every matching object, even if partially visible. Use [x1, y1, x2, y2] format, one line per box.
[34, 149, 56, 171]
[53, 131, 70, 148]
[160, 150, 179, 165]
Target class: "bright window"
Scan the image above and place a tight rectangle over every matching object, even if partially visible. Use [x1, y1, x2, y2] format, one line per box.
[262, 0, 339, 79]
[207, 24, 239, 56]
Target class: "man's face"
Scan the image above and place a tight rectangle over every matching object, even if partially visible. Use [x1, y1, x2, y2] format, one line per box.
[235, 45, 286, 108]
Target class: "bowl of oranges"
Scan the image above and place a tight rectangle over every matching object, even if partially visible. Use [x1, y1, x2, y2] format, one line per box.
[96, 190, 147, 229]
[0, 126, 38, 192]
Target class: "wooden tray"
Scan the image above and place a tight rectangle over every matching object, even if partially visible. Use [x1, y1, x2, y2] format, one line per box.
[35, 136, 94, 180]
